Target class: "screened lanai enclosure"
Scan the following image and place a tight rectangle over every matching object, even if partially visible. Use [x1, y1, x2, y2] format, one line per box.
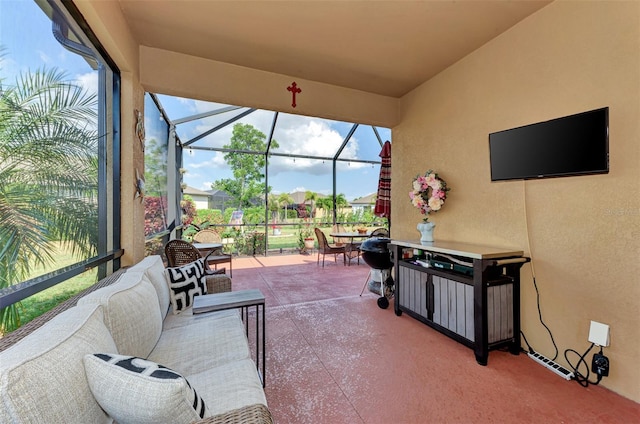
[0, 0, 391, 333]
[144, 93, 391, 257]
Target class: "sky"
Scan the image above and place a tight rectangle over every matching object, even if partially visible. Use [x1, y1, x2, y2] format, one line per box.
[2, 0, 392, 202]
[156, 95, 391, 200]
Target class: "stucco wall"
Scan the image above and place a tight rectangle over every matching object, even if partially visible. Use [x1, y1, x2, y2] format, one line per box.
[394, 1, 639, 401]
[139, 47, 399, 129]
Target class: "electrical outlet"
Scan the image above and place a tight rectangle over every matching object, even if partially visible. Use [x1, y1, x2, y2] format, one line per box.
[588, 321, 610, 346]
[591, 353, 610, 377]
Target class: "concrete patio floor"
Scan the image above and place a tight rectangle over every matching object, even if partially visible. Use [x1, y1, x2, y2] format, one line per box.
[230, 253, 640, 423]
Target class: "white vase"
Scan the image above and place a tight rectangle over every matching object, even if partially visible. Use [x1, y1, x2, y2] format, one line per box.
[417, 222, 435, 243]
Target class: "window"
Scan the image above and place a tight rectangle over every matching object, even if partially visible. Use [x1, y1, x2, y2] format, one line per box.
[0, 0, 120, 331]
[144, 93, 170, 238]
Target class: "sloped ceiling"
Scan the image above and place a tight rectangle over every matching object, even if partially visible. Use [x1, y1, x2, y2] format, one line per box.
[117, 0, 551, 98]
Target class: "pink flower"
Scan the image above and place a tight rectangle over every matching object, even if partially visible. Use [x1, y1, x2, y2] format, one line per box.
[409, 170, 449, 217]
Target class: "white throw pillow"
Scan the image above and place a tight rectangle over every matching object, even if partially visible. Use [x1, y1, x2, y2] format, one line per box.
[164, 259, 207, 314]
[83, 353, 209, 424]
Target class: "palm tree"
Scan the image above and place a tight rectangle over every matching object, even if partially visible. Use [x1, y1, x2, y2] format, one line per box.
[315, 197, 332, 221]
[304, 191, 319, 219]
[277, 193, 294, 222]
[0, 67, 99, 332]
[335, 193, 349, 211]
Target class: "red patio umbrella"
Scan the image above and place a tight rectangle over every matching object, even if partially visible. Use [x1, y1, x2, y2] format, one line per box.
[374, 140, 391, 227]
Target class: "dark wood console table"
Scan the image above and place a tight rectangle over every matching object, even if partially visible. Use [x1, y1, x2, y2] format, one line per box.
[390, 240, 529, 365]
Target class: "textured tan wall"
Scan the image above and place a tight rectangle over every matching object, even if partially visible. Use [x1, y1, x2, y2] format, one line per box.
[139, 46, 399, 128]
[394, 1, 639, 401]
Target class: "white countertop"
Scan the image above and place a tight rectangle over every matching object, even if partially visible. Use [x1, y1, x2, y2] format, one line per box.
[389, 239, 523, 260]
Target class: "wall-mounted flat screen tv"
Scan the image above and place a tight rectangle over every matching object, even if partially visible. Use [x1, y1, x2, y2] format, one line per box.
[489, 107, 609, 181]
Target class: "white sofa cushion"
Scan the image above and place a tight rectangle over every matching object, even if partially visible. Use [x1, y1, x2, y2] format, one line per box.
[164, 259, 207, 314]
[162, 307, 239, 331]
[84, 353, 209, 424]
[128, 255, 171, 318]
[148, 314, 250, 375]
[78, 271, 162, 358]
[0, 303, 117, 424]
[186, 359, 267, 416]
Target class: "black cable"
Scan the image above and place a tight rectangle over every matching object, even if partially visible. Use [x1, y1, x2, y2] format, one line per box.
[520, 330, 534, 354]
[522, 184, 559, 361]
[531, 275, 559, 360]
[564, 343, 603, 387]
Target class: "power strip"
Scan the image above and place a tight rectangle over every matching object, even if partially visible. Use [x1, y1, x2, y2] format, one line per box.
[528, 351, 574, 380]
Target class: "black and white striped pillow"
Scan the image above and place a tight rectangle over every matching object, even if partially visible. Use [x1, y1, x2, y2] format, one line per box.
[84, 353, 208, 424]
[164, 259, 207, 314]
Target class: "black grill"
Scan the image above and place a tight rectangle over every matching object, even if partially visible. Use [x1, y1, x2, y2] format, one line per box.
[360, 237, 394, 309]
[360, 237, 393, 270]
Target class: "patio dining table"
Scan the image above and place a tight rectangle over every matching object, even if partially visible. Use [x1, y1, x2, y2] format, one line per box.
[329, 232, 371, 266]
[193, 242, 223, 256]
[329, 232, 371, 242]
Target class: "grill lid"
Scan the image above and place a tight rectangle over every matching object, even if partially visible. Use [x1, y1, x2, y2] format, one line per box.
[360, 237, 391, 253]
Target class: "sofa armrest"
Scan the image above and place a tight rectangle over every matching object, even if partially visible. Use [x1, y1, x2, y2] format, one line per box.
[205, 274, 232, 294]
[192, 404, 273, 424]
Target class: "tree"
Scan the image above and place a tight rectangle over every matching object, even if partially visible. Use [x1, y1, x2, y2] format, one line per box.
[277, 193, 294, 222]
[0, 67, 98, 332]
[335, 193, 349, 210]
[315, 193, 348, 223]
[267, 193, 280, 222]
[212, 124, 279, 209]
[304, 191, 318, 218]
[144, 137, 168, 236]
[315, 197, 332, 222]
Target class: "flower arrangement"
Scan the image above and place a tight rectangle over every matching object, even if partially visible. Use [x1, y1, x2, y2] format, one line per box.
[409, 170, 450, 222]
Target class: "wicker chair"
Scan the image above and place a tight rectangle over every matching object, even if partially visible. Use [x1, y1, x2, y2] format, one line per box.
[192, 229, 233, 277]
[331, 224, 349, 246]
[164, 239, 232, 294]
[314, 227, 345, 267]
[345, 242, 361, 266]
[370, 227, 389, 237]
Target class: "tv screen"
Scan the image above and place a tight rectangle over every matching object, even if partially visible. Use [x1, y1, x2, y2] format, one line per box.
[489, 107, 609, 181]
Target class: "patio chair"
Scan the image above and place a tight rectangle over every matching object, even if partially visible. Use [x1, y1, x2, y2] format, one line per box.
[164, 239, 231, 293]
[331, 224, 349, 246]
[314, 227, 345, 267]
[345, 242, 361, 266]
[370, 227, 389, 237]
[192, 229, 233, 277]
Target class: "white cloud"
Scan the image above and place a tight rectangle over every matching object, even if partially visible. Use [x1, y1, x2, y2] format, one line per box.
[75, 71, 98, 97]
[174, 98, 366, 176]
[37, 50, 52, 64]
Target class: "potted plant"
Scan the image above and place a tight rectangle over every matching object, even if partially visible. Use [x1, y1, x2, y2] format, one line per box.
[297, 226, 315, 253]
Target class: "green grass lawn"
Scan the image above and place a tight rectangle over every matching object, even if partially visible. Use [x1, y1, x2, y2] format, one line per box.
[12, 224, 378, 329]
[16, 243, 97, 327]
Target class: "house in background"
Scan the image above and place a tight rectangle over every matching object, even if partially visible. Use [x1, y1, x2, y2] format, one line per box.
[182, 186, 212, 210]
[350, 193, 376, 214]
[206, 189, 234, 211]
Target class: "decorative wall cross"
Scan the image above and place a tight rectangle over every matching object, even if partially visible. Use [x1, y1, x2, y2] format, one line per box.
[287, 82, 301, 108]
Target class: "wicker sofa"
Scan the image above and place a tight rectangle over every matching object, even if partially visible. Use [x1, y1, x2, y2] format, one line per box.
[0, 255, 272, 424]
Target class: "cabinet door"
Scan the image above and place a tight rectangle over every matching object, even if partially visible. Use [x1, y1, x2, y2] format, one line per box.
[398, 266, 429, 319]
[487, 283, 514, 343]
[432, 276, 474, 341]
